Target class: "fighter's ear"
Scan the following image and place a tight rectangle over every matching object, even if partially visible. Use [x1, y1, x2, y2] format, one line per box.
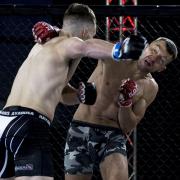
[158, 66, 166, 72]
[81, 28, 86, 38]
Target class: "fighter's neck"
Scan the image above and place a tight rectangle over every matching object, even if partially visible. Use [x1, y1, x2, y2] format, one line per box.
[59, 29, 71, 38]
[131, 62, 149, 80]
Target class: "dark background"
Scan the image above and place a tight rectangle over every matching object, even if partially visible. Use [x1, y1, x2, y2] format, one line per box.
[0, 0, 179, 180]
[0, 0, 180, 4]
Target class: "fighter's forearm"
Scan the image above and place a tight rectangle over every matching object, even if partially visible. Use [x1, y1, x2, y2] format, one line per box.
[84, 34, 147, 61]
[118, 107, 140, 133]
[118, 94, 147, 133]
[60, 85, 80, 105]
[60, 82, 97, 106]
[83, 38, 114, 60]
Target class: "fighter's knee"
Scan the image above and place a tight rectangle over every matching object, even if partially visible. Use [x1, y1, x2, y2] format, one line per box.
[100, 154, 128, 180]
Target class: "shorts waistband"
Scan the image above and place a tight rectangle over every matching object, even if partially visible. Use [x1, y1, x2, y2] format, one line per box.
[72, 119, 123, 132]
[0, 106, 51, 126]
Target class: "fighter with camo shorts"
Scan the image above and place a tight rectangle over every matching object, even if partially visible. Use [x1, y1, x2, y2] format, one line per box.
[33, 20, 178, 180]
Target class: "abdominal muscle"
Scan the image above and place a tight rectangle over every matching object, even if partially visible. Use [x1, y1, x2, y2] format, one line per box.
[74, 62, 123, 128]
[74, 101, 120, 128]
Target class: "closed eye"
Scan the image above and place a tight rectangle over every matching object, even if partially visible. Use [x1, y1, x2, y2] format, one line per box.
[152, 46, 160, 55]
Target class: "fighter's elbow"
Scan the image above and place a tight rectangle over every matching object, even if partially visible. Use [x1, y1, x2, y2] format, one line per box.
[73, 40, 91, 59]
[81, 40, 93, 57]
[68, 37, 87, 59]
[120, 116, 140, 134]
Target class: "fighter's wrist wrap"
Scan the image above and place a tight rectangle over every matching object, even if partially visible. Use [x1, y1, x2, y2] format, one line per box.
[118, 79, 137, 107]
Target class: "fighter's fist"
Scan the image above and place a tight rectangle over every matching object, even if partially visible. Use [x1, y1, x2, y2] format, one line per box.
[118, 79, 138, 107]
[112, 34, 148, 61]
[32, 21, 60, 44]
[78, 82, 97, 105]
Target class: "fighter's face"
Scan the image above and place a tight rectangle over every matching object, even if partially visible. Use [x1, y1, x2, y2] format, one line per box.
[138, 40, 173, 73]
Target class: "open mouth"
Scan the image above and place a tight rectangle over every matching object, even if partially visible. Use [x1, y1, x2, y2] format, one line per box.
[144, 57, 153, 67]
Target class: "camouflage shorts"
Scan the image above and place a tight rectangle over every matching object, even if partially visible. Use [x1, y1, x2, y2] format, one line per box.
[64, 120, 127, 175]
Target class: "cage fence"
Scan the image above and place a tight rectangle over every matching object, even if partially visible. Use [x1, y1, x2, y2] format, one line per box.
[0, 5, 179, 180]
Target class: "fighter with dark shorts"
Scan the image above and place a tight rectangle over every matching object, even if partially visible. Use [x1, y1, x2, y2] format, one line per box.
[0, 3, 139, 180]
[0, 106, 52, 178]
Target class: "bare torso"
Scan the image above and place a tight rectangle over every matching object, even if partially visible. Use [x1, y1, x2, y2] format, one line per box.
[5, 35, 80, 121]
[74, 59, 157, 131]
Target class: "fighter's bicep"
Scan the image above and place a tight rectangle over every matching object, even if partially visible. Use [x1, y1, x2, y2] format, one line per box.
[132, 98, 147, 121]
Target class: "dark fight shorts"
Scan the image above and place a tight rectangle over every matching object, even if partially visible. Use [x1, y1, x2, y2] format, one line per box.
[64, 120, 127, 175]
[0, 106, 53, 178]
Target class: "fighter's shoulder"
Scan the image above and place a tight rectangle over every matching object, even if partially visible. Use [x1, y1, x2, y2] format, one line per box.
[58, 36, 83, 42]
[141, 74, 158, 91]
[142, 75, 158, 103]
[54, 36, 84, 49]
[145, 74, 158, 90]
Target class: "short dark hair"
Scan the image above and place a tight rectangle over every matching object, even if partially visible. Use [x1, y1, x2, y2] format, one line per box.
[63, 3, 96, 25]
[155, 37, 178, 59]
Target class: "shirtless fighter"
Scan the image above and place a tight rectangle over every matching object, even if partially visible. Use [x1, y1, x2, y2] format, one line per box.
[0, 3, 147, 180]
[65, 38, 178, 180]
[34, 19, 178, 180]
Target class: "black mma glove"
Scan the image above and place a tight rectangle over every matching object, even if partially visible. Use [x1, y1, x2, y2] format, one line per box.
[112, 34, 148, 61]
[78, 82, 97, 105]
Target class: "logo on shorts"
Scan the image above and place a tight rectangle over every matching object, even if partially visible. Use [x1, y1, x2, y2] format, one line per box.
[15, 164, 34, 171]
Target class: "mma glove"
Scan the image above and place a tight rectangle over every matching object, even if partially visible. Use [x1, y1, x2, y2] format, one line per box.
[78, 82, 97, 105]
[112, 34, 148, 61]
[32, 21, 60, 44]
[118, 79, 138, 107]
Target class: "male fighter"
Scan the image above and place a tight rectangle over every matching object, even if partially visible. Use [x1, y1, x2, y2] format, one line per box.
[34, 21, 178, 180]
[0, 3, 147, 180]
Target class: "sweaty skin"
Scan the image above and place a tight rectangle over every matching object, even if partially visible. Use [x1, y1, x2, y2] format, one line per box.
[74, 40, 174, 134]
[66, 39, 175, 180]
[5, 33, 114, 121]
[74, 59, 158, 134]
[5, 36, 78, 121]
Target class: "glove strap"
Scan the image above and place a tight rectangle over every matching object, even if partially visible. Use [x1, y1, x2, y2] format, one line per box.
[78, 82, 97, 105]
[112, 42, 122, 62]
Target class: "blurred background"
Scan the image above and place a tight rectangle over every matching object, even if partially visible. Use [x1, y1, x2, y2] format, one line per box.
[0, 0, 179, 180]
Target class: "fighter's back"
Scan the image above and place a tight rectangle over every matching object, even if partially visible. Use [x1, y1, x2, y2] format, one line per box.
[5, 36, 72, 120]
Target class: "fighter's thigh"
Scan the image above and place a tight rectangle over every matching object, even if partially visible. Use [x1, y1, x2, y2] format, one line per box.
[65, 174, 92, 180]
[15, 176, 53, 180]
[100, 153, 128, 180]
